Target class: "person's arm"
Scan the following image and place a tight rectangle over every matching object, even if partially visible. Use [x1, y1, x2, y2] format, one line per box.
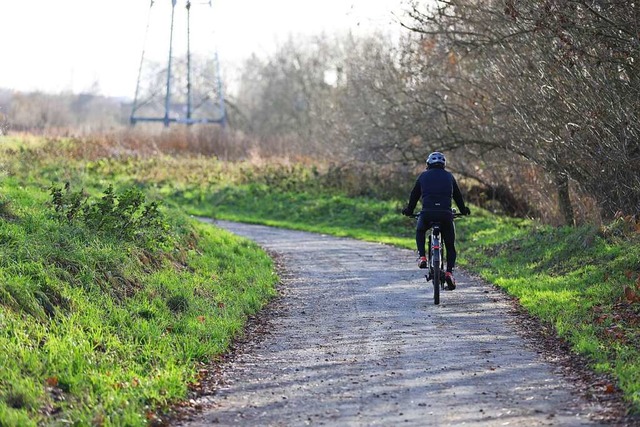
[402, 179, 421, 215]
[452, 175, 470, 214]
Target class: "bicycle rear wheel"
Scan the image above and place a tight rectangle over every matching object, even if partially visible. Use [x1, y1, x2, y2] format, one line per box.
[432, 248, 441, 305]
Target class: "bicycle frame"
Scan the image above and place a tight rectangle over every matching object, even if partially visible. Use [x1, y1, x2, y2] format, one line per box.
[411, 212, 465, 305]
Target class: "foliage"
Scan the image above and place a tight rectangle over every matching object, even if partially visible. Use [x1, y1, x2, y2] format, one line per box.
[49, 183, 169, 246]
[230, 5, 640, 223]
[3, 4, 639, 226]
[0, 90, 126, 133]
[2, 120, 640, 421]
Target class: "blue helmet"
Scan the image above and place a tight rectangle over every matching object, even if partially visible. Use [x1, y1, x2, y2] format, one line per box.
[426, 151, 446, 167]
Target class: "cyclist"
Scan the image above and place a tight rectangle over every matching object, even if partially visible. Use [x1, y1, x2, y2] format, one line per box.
[401, 151, 470, 290]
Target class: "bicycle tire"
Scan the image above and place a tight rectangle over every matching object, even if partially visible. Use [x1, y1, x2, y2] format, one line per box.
[432, 248, 441, 305]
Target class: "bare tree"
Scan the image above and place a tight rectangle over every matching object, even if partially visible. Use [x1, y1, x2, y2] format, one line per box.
[397, 0, 640, 222]
[233, 35, 344, 156]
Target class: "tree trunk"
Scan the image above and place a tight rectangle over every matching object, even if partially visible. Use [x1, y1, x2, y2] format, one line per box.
[555, 171, 575, 226]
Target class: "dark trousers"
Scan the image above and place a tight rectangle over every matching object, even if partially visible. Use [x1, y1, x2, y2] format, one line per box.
[416, 210, 457, 272]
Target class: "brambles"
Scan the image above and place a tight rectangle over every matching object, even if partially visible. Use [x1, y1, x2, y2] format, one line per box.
[49, 183, 170, 246]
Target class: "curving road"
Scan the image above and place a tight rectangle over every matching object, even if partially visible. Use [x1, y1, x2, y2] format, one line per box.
[180, 219, 615, 426]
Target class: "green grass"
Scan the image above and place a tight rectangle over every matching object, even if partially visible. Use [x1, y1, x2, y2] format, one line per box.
[171, 183, 412, 245]
[0, 146, 277, 425]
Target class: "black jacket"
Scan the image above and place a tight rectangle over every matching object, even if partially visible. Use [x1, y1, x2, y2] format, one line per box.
[406, 167, 467, 214]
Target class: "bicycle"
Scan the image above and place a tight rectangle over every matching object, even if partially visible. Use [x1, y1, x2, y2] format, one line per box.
[411, 211, 465, 305]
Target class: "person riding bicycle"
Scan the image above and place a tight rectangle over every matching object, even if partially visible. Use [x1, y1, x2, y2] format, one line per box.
[401, 151, 470, 290]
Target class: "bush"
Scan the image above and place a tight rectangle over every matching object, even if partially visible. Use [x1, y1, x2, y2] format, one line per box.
[49, 183, 170, 247]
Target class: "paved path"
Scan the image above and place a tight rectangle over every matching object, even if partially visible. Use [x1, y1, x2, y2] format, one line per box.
[181, 219, 608, 426]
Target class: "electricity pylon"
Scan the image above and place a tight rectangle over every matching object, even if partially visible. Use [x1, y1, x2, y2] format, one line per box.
[130, 0, 226, 127]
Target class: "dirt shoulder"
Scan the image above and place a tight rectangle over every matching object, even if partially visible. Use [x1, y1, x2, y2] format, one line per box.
[171, 219, 635, 426]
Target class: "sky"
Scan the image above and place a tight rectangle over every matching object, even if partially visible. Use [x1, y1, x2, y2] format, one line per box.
[0, 0, 410, 99]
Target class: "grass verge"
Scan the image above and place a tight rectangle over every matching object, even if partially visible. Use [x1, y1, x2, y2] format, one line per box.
[0, 171, 276, 425]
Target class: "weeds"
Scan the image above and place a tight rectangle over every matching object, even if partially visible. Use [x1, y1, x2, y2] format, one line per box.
[50, 183, 169, 246]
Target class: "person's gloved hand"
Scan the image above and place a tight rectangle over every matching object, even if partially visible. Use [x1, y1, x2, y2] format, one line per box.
[401, 207, 413, 217]
[461, 206, 471, 216]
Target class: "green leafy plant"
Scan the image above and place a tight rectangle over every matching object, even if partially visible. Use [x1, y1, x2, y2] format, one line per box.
[50, 183, 170, 246]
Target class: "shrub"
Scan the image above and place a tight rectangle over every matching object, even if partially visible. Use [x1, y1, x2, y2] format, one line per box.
[49, 183, 170, 247]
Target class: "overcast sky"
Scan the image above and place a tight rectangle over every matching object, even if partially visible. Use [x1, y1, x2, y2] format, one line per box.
[0, 0, 410, 99]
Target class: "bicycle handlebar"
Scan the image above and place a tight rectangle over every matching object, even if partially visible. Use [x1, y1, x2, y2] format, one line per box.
[407, 211, 468, 219]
